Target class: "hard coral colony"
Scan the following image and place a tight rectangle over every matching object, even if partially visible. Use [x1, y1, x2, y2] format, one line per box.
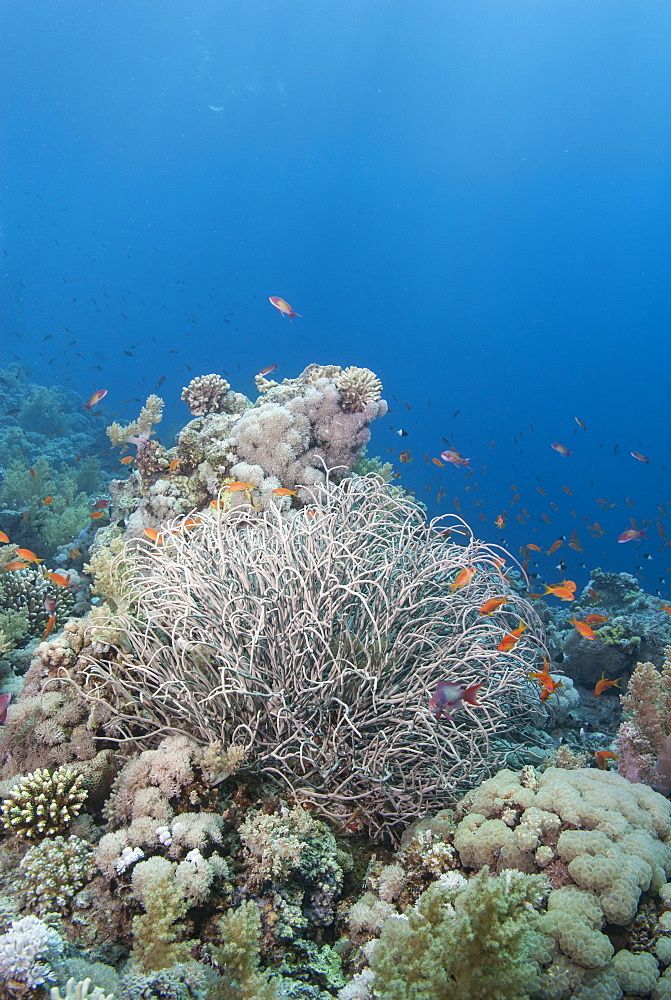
[2, 364, 671, 1000]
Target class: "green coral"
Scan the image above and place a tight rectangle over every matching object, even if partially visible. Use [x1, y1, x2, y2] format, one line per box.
[209, 901, 281, 1000]
[129, 858, 196, 973]
[370, 868, 548, 1000]
[0, 456, 97, 556]
[352, 447, 393, 481]
[19, 835, 97, 915]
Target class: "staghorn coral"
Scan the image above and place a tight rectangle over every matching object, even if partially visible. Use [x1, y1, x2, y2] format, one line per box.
[74, 474, 544, 840]
[0, 764, 88, 838]
[180, 374, 231, 416]
[335, 367, 383, 413]
[18, 835, 97, 916]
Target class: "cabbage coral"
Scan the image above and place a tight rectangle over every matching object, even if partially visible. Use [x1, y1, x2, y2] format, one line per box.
[75, 475, 545, 840]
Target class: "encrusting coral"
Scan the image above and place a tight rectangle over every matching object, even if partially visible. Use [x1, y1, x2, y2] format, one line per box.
[74, 473, 544, 840]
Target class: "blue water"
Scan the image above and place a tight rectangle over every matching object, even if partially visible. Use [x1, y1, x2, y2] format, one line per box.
[2, 1, 670, 595]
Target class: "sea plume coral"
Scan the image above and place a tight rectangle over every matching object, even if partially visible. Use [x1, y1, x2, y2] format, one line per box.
[74, 475, 544, 839]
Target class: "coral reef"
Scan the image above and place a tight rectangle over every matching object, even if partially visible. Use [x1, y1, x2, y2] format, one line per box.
[0, 764, 88, 838]
[75, 474, 544, 839]
[617, 650, 671, 793]
[0, 564, 76, 653]
[18, 835, 97, 916]
[0, 915, 65, 991]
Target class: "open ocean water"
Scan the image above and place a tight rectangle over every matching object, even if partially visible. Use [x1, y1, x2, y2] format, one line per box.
[2, 0, 670, 596]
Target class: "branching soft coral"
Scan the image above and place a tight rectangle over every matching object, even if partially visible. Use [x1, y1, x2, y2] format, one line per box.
[618, 649, 671, 793]
[370, 868, 548, 1000]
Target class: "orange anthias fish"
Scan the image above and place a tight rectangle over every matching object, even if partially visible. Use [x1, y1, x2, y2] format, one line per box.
[223, 481, 256, 492]
[546, 538, 564, 556]
[168, 459, 180, 471]
[257, 363, 279, 376]
[551, 442, 572, 457]
[570, 618, 596, 640]
[83, 388, 108, 411]
[543, 584, 575, 602]
[15, 548, 42, 563]
[530, 660, 562, 701]
[526, 543, 542, 552]
[42, 496, 54, 504]
[90, 511, 107, 520]
[269, 296, 301, 321]
[42, 615, 56, 640]
[594, 750, 618, 770]
[144, 528, 164, 544]
[428, 680, 483, 721]
[44, 571, 70, 587]
[119, 456, 134, 465]
[494, 514, 505, 528]
[451, 567, 477, 591]
[0, 532, 9, 544]
[631, 451, 650, 463]
[478, 597, 507, 615]
[3, 561, 29, 571]
[271, 488, 298, 496]
[594, 672, 622, 697]
[584, 613, 609, 625]
[497, 621, 528, 652]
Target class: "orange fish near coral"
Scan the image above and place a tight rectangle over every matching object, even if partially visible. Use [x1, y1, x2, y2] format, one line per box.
[569, 618, 596, 640]
[271, 488, 298, 496]
[42, 496, 54, 505]
[594, 750, 618, 769]
[44, 571, 70, 587]
[223, 482, 256, 492]
[542, 584, 575, 602]
[2, 561, 28, 571]
[119, 456, 134, 465]
[584, 614, 608, 625]
[594, 672, 621, 697]
[15, 548, 42, 563]
[530, 660, 562, 701]
[478, 597, 507, 615]
[42, 615, 56, 640]
[0, 532, 9, 544]
[497, 621, 528, 652]
[269, 296, 301, 321]
[451, 567, 477, 591]
[144, 528, 164, 544]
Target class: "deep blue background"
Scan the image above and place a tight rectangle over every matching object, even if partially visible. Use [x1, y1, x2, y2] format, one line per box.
[2, 1, 670, 594]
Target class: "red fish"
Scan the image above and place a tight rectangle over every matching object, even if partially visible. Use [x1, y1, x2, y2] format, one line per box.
[42, 615, 56, 640]
[0, 692, 11, 725]
[551, 443, 572, 457]
[84, 388, 108, 411]
[618, 528, 647, 543]
[428, 681, 482, 721]
[269, 296, 301, 321]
